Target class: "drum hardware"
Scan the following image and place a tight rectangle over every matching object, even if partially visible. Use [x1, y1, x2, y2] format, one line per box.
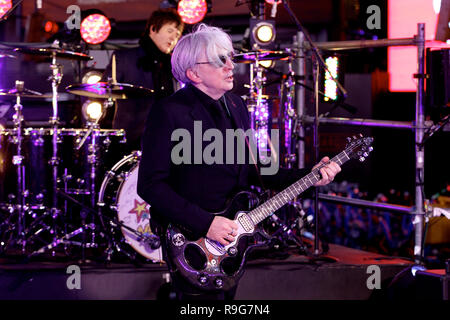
[278, 54, 297, 169]
[10, 47, 98, 258]
[13, 45, 94, 217]
[239, 48, 316, 255]
[28, 186, 161, 263]
[0, 80, 47, 253]
[29, 189, 104, 261]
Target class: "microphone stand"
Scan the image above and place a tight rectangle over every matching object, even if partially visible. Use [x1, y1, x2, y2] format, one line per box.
[281, 0, 348, 256]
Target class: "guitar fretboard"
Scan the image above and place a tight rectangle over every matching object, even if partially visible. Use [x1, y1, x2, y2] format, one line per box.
[247, 150, 350, 225]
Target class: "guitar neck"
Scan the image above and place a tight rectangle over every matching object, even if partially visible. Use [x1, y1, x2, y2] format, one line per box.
[248, 151, 350, 225]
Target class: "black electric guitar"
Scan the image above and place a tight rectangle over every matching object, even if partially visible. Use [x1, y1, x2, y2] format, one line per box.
[166, 135, 374, 291]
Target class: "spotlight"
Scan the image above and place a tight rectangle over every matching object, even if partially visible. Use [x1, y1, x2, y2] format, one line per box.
[80, 11, 111, 45]
[0, 0, 12, 20]
[177, 0, 208, 24]
[82, 70, 103, 84]
[250, 18, 276, 49]
[44, 20, 59, 34]
[324, 56, 339, 102]
[82, 100, 104, 123]
[258, 60, 275, 69]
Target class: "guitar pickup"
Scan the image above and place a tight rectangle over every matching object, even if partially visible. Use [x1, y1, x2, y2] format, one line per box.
[238, 214, 254, 232]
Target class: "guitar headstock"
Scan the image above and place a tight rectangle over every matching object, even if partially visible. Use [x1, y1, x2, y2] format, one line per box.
[345, 134, 374, 162]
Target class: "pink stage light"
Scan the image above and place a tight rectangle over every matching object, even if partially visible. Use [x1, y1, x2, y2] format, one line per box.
[388, 0, 449, 92]
[0, 0, 12, 19]
[177, 0, 208, 24]
[80, 13, 111, 45]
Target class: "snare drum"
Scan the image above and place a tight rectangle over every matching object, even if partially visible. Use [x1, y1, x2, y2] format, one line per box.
[98, 152, 163, 263]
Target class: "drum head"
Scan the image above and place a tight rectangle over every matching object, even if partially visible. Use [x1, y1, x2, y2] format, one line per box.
[116, 164, 163, 262]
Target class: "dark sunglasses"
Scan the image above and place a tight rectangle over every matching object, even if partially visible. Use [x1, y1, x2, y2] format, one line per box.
[195, 51, 235, 67]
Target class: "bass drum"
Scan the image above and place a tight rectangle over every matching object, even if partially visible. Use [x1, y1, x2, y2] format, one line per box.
[98, 151, 163, 263]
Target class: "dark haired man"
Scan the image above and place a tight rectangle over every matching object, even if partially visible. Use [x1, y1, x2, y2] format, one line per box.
[103, 8, 184, 153]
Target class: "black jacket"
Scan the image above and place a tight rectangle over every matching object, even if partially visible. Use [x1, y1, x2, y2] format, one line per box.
[102, 38, 174, 151]
[137, 84, 311, 238]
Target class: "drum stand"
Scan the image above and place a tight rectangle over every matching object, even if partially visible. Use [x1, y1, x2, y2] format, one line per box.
[29, 98, 115, 261]
[49, 52, 62, 225]
[72, 100, 114, 254]
[2, 81, 28, 253]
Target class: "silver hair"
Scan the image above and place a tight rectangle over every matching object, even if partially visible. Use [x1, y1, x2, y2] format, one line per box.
[171, 23, 234, 84]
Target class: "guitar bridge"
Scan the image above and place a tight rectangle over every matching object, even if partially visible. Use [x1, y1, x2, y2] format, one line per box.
[205, 238, 226, 255]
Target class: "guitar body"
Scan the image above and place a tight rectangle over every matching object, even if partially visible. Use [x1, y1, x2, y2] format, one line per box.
[166, 191, 260, 291]
[165, 135, 373, 292]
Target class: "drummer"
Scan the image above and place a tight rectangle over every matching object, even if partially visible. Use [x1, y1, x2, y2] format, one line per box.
[102, 8, 184, 153]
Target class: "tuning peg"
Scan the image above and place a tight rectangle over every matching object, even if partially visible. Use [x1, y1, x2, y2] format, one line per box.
[346, 137, 352, 142]
[369, 146, 373, 152]
[359, 156, 365, 162]
[363, 152, 368, 157]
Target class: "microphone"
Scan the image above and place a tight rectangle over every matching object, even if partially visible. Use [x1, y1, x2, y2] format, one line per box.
[36, 0, 42, 9]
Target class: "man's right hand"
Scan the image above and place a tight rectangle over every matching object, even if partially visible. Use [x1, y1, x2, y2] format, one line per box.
[206, 216, 239, 246]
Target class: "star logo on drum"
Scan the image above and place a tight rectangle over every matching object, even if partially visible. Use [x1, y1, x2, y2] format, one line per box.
[129, 199, 150, 223]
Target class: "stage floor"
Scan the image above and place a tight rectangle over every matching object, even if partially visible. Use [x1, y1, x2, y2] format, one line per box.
[0, 243, 414, 300]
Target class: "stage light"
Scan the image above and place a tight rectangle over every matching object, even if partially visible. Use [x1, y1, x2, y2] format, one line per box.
[177, 0, 208, 24]
[82, 70, 103, 84]
[258, 60, 275, 68]
[0, 1, 12, 20]
[44, 20, 59, 34]
[82, 100, 104, 123]
[80, 13, 111, 45]
[324, 56, 339, 102]
[250, 19, 276, 49]
[254, 22, 275, 44]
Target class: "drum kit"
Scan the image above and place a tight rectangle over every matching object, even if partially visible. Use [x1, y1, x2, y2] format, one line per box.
[0, 47, 160, 263]
[0, 46, 304, 263]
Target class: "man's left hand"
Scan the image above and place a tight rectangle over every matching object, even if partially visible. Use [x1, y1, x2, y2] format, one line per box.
[313, 156, 341, 186]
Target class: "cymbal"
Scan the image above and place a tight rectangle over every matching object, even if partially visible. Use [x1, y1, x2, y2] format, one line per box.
[233, 51, 292, 63]
[0, 88, 52, 99]
[14, 47, 93, 61]
[66, 82, 154, 99]
[0, 50, 16, 59]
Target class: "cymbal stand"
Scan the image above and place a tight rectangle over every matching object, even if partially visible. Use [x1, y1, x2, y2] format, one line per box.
[247, 63, 256, 130]
[49, 52, 62, 225]
[77, 98, 115, 247]
[9, 81, 27, 253]
[282, 56, 297, 168]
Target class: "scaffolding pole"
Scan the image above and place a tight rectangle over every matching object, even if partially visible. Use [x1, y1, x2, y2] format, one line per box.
[295, 23, 428, 263]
